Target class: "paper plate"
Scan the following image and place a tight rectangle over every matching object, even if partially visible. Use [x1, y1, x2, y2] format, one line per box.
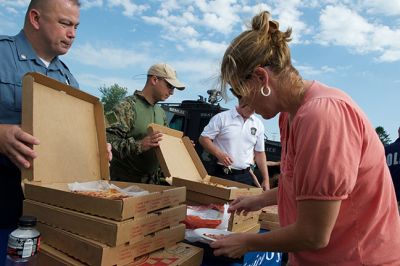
[193, 228, 231, 242]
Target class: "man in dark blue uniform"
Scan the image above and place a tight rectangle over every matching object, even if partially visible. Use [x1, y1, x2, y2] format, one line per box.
[385, 127, 400, 211]
[0, 0, 80, 261]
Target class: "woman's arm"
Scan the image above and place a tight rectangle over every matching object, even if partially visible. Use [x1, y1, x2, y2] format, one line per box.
[212, 199, 341, 257]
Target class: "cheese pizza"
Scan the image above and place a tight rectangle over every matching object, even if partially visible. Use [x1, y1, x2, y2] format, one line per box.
[74, 188, 128, 200]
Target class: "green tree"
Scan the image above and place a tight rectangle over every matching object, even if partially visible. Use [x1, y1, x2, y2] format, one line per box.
[375, 126, 391, 146]
[99, 84, 128, 113]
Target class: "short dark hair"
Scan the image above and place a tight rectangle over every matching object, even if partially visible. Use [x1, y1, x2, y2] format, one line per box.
[27, 0, 81, 12]
[25, 0, 81, 26]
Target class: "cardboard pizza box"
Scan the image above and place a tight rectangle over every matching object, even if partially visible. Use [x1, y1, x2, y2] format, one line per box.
[38, 222, 186, 266]
[39, 242, 203, 266]
[241, 222, 261, 234]
[148, 123, 262, 201]
[259, 220, 280, 231]
[20, 73, 185, 221]
[38, 244, 86, 266]
[24, 199, 186, 247]
[260, 205, 279, 222]
[259, 205, 280, 231]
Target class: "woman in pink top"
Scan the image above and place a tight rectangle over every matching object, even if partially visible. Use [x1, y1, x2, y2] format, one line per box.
[210, 10, 400, 265]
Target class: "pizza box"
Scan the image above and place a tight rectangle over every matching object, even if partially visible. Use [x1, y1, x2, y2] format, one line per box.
[24, 199, 186, 246]
[148, 123, 262, 201]
[38, 244, 86, 266]
[241, 222, 261, 234]
[126, 242, 203, 266]
[39, 242, 203, 266]
[20, 73, 185, 221]
[38, 222, 186, 266]
[260, 205, 279, 222]
[259, 205, 280, 231]
[259, 220, 280, 231]
[228, 209, 261, 233]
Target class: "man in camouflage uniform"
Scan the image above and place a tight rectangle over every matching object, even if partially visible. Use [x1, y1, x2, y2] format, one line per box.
[106, 63, 185, 184]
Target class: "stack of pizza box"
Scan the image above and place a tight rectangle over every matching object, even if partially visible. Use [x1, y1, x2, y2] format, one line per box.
[21, 73, 203, 266]
[38, 242, 203, 266]
[149, 123, 263, 234]
[259, 205, 280, 231]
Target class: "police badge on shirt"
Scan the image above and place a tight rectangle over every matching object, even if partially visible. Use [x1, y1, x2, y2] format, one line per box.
[251, 127, 257, 135]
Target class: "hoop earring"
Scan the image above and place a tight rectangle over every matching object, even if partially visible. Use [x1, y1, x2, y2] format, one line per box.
[260, 86, 271, 97]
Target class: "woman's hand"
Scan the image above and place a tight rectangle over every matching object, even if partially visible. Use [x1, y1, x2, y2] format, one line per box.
[210, 233, 249, 258]
[228, 193, 266, 215]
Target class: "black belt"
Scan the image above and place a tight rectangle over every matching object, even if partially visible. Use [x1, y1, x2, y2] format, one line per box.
[217, 165, 250, 175]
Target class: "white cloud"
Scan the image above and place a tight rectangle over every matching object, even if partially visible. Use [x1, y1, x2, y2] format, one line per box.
[181, 10, 197, 23]
[273, 0, 311, 44]
[195, 0, 242, 34]
[378, 50, 400, 62]
[186, 38, 227, 55]
[173, 57, 220, 78]
[141, 14, 199, 41]
[68, 43, 151, 69]
[81, 0, 103, 9]
[140, 1, 253, 55]
[317, 5, 373, 48]
[241, 3, 272, 15]
[0, 0, 29, 9]
[360, 0, 400, 16]
[296, 64, 336, 76]
[160, 0, 181, 11]
[107, 0, 149, 17]
[75, 73, 143, 96]
[6, 6, 19, 14]
[0, 17, 19, 33]
[316, 5, 400, 62]
[141, 15, 170, 28]
[0, 0, 27, 21]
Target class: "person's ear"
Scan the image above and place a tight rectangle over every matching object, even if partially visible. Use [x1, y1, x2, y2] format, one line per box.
[253, 66, 269, 86]
[29, 9, 41, 30]
[150, 76, 158, 85]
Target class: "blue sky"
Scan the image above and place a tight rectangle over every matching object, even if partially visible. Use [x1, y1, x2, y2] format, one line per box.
[1, 0, 399, 141]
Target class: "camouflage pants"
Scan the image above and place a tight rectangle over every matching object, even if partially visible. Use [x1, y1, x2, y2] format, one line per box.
[111, 167, 167, 185]
[140, 168, 165, 185]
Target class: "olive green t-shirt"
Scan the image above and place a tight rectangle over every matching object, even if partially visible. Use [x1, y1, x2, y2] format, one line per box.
[105, 91, 167, 183]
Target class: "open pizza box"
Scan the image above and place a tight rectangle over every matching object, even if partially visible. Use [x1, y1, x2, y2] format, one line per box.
[20, 73, 185, 221]
[148, 123, 262, 232]
[148, 123, 262, 200]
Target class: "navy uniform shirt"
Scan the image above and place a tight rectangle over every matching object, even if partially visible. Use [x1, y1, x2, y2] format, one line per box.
[385, 138, 400, 201]
[0, 30, 79, 228]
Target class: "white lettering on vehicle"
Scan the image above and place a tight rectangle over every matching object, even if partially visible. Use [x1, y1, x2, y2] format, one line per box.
[387, 152, 399, 166]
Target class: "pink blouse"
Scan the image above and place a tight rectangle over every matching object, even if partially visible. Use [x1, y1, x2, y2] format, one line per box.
[278, 81, 400, 265]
